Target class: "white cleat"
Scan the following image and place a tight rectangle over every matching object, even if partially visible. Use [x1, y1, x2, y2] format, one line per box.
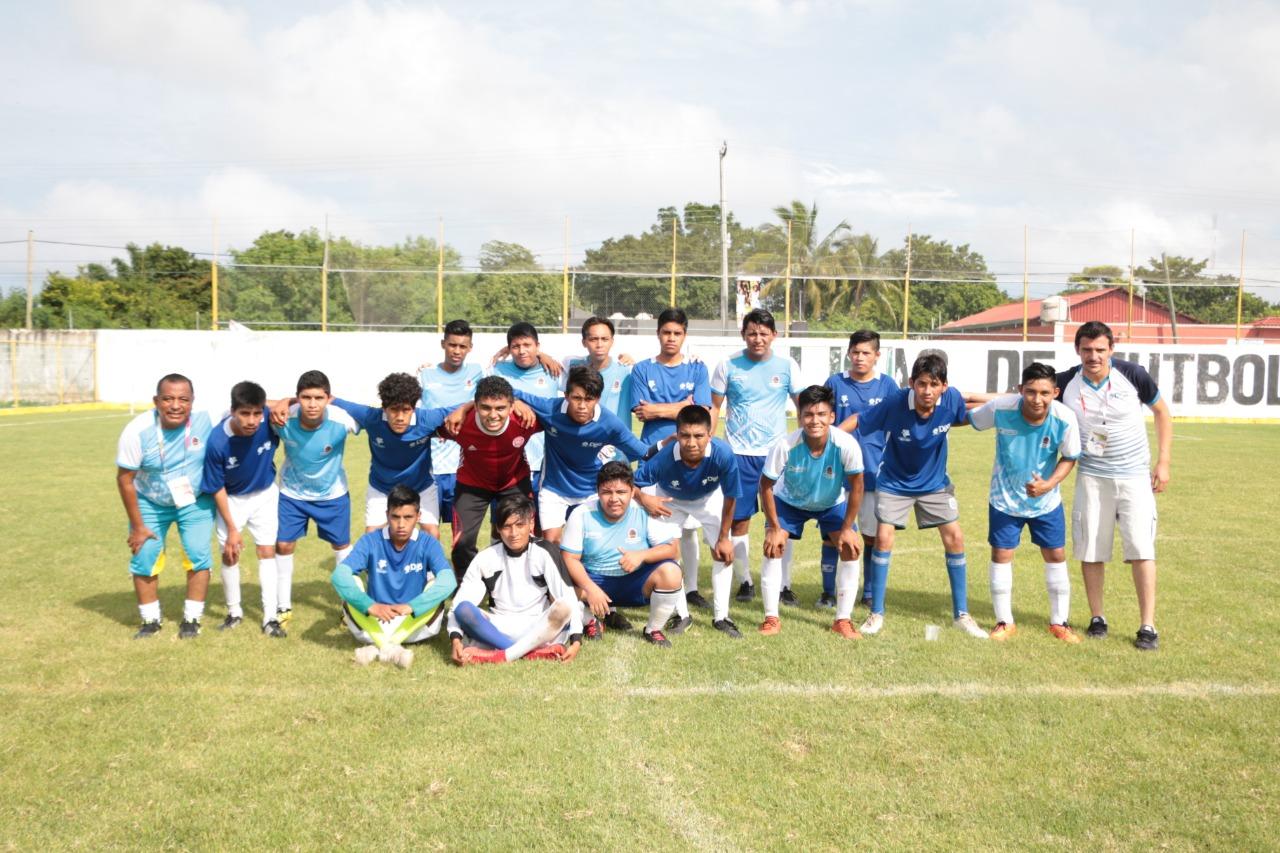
[954, 613, 988, 639]
[859, 612, 884, 635]
[353, 645, 380, 666]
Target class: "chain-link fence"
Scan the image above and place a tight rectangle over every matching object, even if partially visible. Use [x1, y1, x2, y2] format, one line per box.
[0, 330, 96, 405]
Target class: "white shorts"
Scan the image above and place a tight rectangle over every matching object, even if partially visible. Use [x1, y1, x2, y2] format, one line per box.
[538, 487, 590, 531]
[648, 486, 726, 556]
[366, 485, 441, 528]
[215, 484, 279, 547]
[1071, 472, 1157, 563]
[858, 490, 878, 536]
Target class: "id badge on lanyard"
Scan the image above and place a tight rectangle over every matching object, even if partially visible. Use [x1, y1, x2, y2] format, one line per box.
[157, 416, 197, 507]
[1081, 382, 1110, 457]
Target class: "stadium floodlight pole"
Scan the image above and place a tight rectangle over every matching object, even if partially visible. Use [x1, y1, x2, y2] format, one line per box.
[25, 229, 33, 330]
[719, 141, 728, 330]
[210, 219, 219, 331]
[1235, 230, 1247, 342]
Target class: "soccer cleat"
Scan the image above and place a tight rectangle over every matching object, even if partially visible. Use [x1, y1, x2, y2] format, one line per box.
[642, 629, 672, 648]
[458, 646, 506, 666]
[665, 613, 693, 635]
[735, 581, 755, 602]
[816, 592, 836, 610]
[604, 610, 633, 632]
[217, 615, 243, 632]
[758, 615, 781, 636]
[780, 587, 799, 607]
[261, 620, 287, 639]
[1134, 625, 1160, 651]
[276, 608, 293, 626]
[831, 618, 862, 640]
[685, 590, 711, 610]
[353, 645, 380, 666]
[132, 620, 162, 640]
[712, 618, 743, 639]
[953, 613, 988, 639]
[583, 617, 604, 641]
[1048, 623, 1082, 644]
[859, 612, 884, 635]
[1086, 616, 1108, 639]
[523, 644, 567, 661]
[989, 621, 1018, 641]
[178, 619, 201, 640]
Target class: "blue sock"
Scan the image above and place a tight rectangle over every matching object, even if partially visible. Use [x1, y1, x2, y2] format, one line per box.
[945, 551, 968, 618]
[861, 547, 874, 600]
[820, 544, 836, 596]
[870, 549, 892, 615]
[453, 601, 515, 650]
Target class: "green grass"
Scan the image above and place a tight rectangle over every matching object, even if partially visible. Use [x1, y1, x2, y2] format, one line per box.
[1, 413, 1277, 850]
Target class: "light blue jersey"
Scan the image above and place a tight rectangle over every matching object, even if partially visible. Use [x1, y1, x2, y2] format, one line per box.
[117, 409, 217, 506]
[969, 395, 1081, 517]
[560, 500, 679, 578]
[419, 361, 485, 476]
[629, 357, 712, 442]
[762, 428, 864, 512]
[274, 405, 360, 501]
[711, 350, 800, 455]
[492, 360, 559, 473]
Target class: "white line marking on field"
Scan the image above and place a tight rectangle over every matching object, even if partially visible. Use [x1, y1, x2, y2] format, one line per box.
[623, 681, 1280, 700]
[1173, 433, 1204, 440]
[0, 412, 131, 428]
[636, 759, 727, 853]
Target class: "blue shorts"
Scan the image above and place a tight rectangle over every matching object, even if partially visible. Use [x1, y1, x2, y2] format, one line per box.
[987, 503, 1066, 550]
[731, 454, 767, 522]
[774, 497, 851, 540]
[278, 493, 351, 546]
[130, 494, 215, 576]
[588, 563, 665, 608]
[435, 473, 457, 526]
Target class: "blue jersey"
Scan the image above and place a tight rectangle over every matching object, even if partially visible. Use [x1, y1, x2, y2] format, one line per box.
[201, 417, 278, 497]
[762, 428, 864, 512]
[561, 500, 679, 578]
[492, 360, 559, 473]
[970, 395, 1081, 517]
[825, 371, 898, 492]
[858, 387, 968, 496]
[565, 356, 634, 431]
[634, 437, 741, 502]
[274, 405, 360, 501]
[629, 357, 712, 442]
[419, 361, 484, 476]
[339, 527, 453, 607]
[117, 409, 217, 507]
[711, 350, 800, 455]
[516, 392, 651, 499]
[332, 398, 451, 494]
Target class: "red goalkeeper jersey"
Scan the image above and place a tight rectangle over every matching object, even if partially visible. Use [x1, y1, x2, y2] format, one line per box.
[444, 413, 542, 492]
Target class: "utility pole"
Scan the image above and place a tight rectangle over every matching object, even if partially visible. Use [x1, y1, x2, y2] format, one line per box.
[719, 141, 729, 331]
[25, 230, 33, 329]
[1162, 252, 1179, 344]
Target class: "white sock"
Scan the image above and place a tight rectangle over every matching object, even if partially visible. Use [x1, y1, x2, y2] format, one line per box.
[258, 557, 278, 624]
[711, 560, 732, 621]
[990, 561, 1014, 624]
[276, 553, 295, 611]
[139, 600, 161, 623]
[761, 557, 782, 617]
[646, 587, 683, 634]
[1045, 561, 1070, 625]
[504, 600, 572, 661]
[183, 599, 205, 622]
[334, 545, 353, 564]
[221, 563, 242, 618]
[673, 587, 689, 620]
[781, 539, 794, 588]
[680, 528, 700, 593]
[835, 560, 858, 620]
[732, 534, 751, 586]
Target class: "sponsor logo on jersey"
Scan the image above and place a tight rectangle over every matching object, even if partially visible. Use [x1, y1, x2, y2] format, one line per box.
[677, 381, 695, 392]
[840, 394, 849, 405]
[257, 441, 271, 455]
[548, 426, 559, 436]
[581, 440, 604, 448]
[404, 562, 424, 574]
[898, 429, 911, 442]
[376, 559, 389, 574]
[700, 475, 719, 486]
[869, 397, 883, 406]
[931, 424, 951, 436]
[227, 456, 240, 469]
[648, 380, 658, 390]
[512, 436, 526, 448]
[467, 445, 478, 452]
[374, 436, 385, 447]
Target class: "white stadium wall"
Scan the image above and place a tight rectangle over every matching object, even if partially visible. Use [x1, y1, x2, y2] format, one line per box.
[91, 329, 1280, 420]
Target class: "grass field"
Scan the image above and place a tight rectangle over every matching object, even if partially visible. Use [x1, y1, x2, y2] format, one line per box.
[1, 409, 1277, 850]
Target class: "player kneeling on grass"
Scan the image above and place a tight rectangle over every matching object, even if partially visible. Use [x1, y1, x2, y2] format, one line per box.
[560, 462, 685, 648]
[330, 485, 457, 669]
[448, 494, 583, 665]
[968, 363, 1082, 643]
[758, 385, 865, 638]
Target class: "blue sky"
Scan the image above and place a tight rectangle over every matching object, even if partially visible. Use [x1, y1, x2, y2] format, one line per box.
[2, 0, 1278, 299]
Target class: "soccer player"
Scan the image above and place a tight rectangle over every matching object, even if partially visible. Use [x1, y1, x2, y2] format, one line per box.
[330, 485, 456, 669]
[1057, 321, 1172, 651]
[273, 370, 360, 627]
[968, 363, 1082, 642]
[633, 405, 742, 637]
[759, 385, 865, 637]
[448, 494, 582, 665]
[419, 319, 485, 537]
[202, 380, 285, 636]
[630, 306, 714, 610]
[710, 309, 800, 604]
[564, 316, 634, 449]
[560, 462, 685, 648]
[821, 329, 898, 610]
[490, 322, 560, 493]
[854, 353, 987, 639]
[116, 373, 217, 639]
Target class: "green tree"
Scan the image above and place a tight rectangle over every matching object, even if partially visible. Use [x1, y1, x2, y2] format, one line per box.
[1064, 265, 1127, 293]
[330, 235, 459, 329]
[1133, 255, 1276, 324]
[460, 240, 561, 329]
[877, 235, 1007, 332]
[224, 229, 338, 326]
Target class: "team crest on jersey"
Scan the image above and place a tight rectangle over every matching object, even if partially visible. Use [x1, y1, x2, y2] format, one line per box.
[611, 379, 621, 392]
[465, 379, 474, 389]
[769, 375, 781, 387]
[548, 426, 559, 436]
[536, 377, 547, 387]
[323, 444, 333, 454]
[376, 559, 388, 574]
[840, 394, 849, 405]
[899, 429, 911, 442]
[374, 436, 385, 447]
[647, 379, 658, 390]
[823, 465, 835, 479]
[626, 527, 640, 542]
[670, 479, 681, 489]
[513, 436, 526, 448]
[1041, 436, 1051, 448]
[467, 445, 477, 452]
[227, 456, 239, 469]
[189, 436, 201, 447]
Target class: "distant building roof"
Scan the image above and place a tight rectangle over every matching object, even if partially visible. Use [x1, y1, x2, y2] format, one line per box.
[1250, 316, 1280, 328]
[941, 286, 1199, 330]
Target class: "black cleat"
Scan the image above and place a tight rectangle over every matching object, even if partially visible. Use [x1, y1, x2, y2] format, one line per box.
[178, 619, 201, 640]
[217, 615, 243, 632]
[604, 610, 633, 632]
[780, 587, 799, 607]
[712, 618, 743, 639]
[735, 581, 755, 602]
[642, 629, 672, 648]
[1134, 625, 1160, 651]
[261, 620, 287, 638]
[684, 590, 711, 610]
[816, 592, 836, 610]
[584, 617, 604, 640]
[665, 613, 693, 635]
[1086, 616, 1108, 640]
[133, 620, 162, 640]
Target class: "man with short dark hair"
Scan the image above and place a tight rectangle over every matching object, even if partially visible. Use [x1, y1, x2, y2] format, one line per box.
[491, 322, 560, 493]
[419, 319, 485, 534]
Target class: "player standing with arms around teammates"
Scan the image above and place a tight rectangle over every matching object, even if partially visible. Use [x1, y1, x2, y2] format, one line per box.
[968, 363, 1082, 642]
[115, 373, 217, 639]
[201, 381, 285, 636]
[1056, 321, 1172, 651]
[630, 307, 715, 610]
[330, 486, 456, 670]
[822, 330, 899, 610]
[490, 322, 561, 493]
[710, 309, 800, 604]
[419, 319, 485, 537]
[854, 353, 987, 639]
[758, 385, 865, 638]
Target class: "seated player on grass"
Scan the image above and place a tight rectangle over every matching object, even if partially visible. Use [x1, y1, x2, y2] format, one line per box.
[202, 380, 285, 637]
[633, 404, 742, 638]
[854, 353, 987, 639]
[758, 385, 865, 638]
[447, 494, 582, 665]
[968, 362, 1082, 643]
[330, 485, 456, 669]
[559, 462, 685, 648]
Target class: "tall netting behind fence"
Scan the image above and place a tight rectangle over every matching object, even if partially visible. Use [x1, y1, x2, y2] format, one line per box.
[0, 331, 96, 405]
[218, 264, 325, 330]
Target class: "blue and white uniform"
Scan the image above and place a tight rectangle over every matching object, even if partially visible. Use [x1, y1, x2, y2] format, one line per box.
[857, 386, 968, 496]
[331, 527, 457, 643]
[419, 361, 485, 525]
[762, 428, 864, 538]
[202, 417, 280, 546]
[561, 500, 679, 607]
[826, 371, 898, 525]
[274, 404, 360, 545]
[634, 437, 741, 548]
[492, 360, 559, 488]
[629, 357, 712, 442]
